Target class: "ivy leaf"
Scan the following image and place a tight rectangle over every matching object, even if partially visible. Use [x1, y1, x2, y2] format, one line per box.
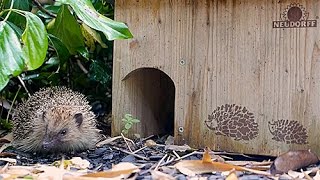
[21, 12, 48, 70]
[49, 4, 85, 54]
[0, 21, 24, 90]
[56, 0, 133, 40]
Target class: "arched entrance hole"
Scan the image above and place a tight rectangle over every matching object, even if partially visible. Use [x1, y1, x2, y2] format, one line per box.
[123, 68, 175, 136]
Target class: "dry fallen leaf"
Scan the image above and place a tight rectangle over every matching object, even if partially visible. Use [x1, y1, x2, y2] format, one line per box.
[145, 139, 157, 147]
[175, 148, 243, 175]
[314, 170, 320, 180]
[0, 133, 13, 143]
[175, 147, 271, 177]
[226, 170, 238, 180]
[226, 161, 271, 170]
[151, 170, 175, 180]
[82, 162, 139, 178]
[287, 170, 305, 179]
[70, 157, 90, 169]
[165, 144, 191, 152]
[270, 150, 319, 175]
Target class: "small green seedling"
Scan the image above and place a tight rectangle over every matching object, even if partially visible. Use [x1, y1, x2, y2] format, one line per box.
[121, 114, 140, 134]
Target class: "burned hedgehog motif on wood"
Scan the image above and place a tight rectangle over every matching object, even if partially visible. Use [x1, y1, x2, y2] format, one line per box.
[205, 104, 259, 141]
[12, 86, 100, 153]
[268, 119, 308, 144]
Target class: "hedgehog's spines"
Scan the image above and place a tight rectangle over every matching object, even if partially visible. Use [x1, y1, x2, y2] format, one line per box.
[12, 86, 100, 153]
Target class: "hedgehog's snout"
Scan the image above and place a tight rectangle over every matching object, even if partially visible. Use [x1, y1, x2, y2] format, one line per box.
[42, 139, 57, 150]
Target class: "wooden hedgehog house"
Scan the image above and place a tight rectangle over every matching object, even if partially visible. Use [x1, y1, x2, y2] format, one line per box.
[112, 0, 320, 156]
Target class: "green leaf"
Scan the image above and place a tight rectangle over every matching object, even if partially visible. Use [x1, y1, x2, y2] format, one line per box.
[77, 47, 90, 60]
[49, 5, 85, 54]
[21, 11, 48, 70]
[0, 21, 25, 90]
[122, 118, 128, 122]
[2, 0, 32, 28]
[48, 34, 70, 63]
[89, 60, 111, 84]
[56, 0, 133, 40]
[122, 129, 128, 134]
[81, 21, 107, 48]
[124, 114, 133, 120]
[125, 123, 132, 130]
[131, 119, 140, 123]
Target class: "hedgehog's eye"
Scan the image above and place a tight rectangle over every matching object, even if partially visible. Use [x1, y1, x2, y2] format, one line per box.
[60, 129, 68, 136]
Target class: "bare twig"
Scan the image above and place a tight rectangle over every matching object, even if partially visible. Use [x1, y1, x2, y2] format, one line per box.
[176, 151, 197, 161]
[160, 157, 176, 166]
[111, 146, 149, 161]
[154, 154, 168, 171]
[140, 135, 155, 142]
[121, 133, 133, 152]
[17, 76, 30, 97]
[32, 0, 56, 18]
[76, 59, 89, 74]
[172, 150, 180, 159]
[6, 85, 22, 124]
[132, 146, 147, 154]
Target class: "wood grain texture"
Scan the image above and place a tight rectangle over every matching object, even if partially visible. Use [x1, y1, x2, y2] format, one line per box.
[112, 0, 320, 156]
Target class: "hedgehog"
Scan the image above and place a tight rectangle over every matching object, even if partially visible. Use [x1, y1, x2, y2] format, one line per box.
[12, 86, 100, 153]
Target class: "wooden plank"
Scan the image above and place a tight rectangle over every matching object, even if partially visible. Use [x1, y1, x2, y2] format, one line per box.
[113, 0, 320, 156]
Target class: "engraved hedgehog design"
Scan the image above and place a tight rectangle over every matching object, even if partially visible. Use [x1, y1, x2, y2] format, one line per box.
[268, 119, 308, 144]
[205, 104, 259, 141]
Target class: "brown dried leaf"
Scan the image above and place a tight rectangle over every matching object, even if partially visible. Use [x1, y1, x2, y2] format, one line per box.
[270, 150, 319, 175]
[151, 170, 175, 180]
[70, 157, 90, 169]
[287, 170, 305, 179]
[175, 160, 245, 175]
[226, 171, 238, 180]
[0, 134, 13, 155]
[314, 170, 320, 180]
[82, 162, 139, 178]
[226, 161, 271, 170]
[145, 140, 157, 147]
[165, 144, 191, 152]
[0, 152, 16, 158]
[175, 148, 271, 176]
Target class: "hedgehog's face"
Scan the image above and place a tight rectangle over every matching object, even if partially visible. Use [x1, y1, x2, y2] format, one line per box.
[40, 107, 84, 152]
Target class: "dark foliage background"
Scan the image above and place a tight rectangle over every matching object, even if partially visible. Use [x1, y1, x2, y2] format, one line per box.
[0, 0, 117, 134]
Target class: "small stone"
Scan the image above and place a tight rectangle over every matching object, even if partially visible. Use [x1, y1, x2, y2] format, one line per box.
[208, 175, 224, 180]
[175, 174, 187, 180]
[121, 155, 136, 162]
[103, 153, 114, 160]
[94, 147, 107, 155]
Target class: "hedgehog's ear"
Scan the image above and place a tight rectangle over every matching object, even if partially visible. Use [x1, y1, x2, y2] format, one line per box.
[74, 113, 83, 127]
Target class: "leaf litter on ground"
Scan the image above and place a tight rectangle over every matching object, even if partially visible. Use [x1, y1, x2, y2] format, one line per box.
[0, 134, 319, 179]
